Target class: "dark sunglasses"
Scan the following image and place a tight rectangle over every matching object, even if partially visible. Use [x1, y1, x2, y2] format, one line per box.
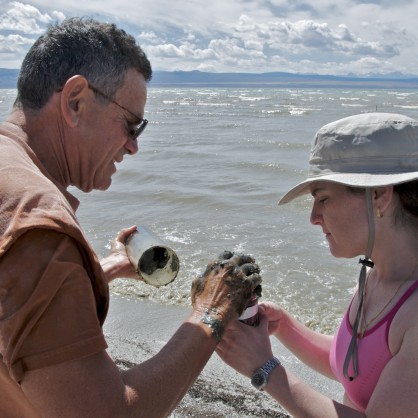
[88, 84, 148, 140]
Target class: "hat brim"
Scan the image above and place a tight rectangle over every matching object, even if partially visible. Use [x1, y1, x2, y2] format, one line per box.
[278, 172, 418, 205]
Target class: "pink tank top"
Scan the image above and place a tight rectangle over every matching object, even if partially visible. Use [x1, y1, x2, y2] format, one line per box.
[329, 280, 418, 412]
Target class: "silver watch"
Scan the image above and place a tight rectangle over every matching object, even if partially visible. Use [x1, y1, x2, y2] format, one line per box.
[251, 356, 281, 390]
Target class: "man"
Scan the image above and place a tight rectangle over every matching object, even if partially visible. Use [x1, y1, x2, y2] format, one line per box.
[0, 17, 260, 417]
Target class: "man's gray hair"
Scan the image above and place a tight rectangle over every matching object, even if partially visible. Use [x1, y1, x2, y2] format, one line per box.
[14, 17, 152, 110]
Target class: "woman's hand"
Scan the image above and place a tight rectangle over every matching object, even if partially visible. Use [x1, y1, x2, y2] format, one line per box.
[259, 301, 287, 337]
[216, 313, 274, 378]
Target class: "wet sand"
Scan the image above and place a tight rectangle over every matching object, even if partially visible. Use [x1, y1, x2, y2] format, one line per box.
[104, 295, 343, 417]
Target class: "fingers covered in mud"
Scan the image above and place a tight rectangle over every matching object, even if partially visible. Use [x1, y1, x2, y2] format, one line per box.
[218, 250, 255, 266]
[191, 251, 262, 339]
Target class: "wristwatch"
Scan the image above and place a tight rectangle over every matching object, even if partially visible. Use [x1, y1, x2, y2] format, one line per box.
[251, 356, 281, 390]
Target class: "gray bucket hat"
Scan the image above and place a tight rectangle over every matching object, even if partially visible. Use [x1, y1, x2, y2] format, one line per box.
[279, 112, 418, 205]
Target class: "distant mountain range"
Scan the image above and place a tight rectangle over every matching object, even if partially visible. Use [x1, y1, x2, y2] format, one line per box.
[1, 68, 418, 89]
[0, 69, 20, 88]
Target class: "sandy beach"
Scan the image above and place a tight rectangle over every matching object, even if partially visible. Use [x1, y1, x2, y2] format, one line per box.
[104, 295, 343, 417]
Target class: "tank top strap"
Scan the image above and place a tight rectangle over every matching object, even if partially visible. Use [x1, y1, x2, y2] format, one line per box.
[344, 279, 418, 336]
[386, 279, 418, 325]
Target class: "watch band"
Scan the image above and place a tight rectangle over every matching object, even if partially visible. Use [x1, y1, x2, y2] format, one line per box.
[251, 356, 281, 390]
[262, 357, 281, 375]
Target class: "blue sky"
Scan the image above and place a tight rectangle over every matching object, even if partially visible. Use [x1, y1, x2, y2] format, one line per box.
[1, 0, 418, 76]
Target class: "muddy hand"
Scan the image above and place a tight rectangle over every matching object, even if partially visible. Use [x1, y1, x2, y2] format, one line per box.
[191, 251, 262, 340]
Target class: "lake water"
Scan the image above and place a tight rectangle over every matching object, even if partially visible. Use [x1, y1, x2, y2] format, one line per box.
[2, 86, 418, 334]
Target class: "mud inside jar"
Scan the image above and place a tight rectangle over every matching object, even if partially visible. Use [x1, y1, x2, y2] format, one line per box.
[139, 246, 170, 275]
[137, 245, 179, 287]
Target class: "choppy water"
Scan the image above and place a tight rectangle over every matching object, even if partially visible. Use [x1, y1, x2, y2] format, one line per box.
[2, 87, 418, 333]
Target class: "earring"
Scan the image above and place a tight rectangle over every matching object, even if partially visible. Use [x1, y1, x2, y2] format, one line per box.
[377, 208, 383, 218]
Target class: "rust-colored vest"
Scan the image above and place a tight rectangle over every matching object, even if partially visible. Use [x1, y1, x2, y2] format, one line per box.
[0, 123, 109, 416]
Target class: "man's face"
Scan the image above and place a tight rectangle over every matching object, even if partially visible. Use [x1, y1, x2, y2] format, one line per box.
[73, 69, 148, 192]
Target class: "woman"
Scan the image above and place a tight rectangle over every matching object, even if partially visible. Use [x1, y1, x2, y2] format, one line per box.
[216, 112, 418, 417]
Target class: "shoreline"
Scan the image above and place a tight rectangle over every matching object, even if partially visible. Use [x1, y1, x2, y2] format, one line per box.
[104, 295, 343, 417]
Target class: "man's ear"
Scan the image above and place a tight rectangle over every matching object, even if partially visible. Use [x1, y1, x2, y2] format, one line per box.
[59, 75, 90, 128]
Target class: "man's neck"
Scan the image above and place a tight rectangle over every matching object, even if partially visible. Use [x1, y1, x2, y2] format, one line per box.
[6, 106, 71, 189]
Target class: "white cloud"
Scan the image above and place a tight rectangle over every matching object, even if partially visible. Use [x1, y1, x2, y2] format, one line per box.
[223, 17, 401, 60]
[138, 31, 162, 45]
[0, 2, 64, 34]
[0, 33, 34, 52]
[148, 43, 217, 60]
[144, 14, 405, 74]
[0, 0, 417, 75]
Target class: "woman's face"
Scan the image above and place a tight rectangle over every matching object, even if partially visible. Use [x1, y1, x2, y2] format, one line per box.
[309, 182, 369, 259]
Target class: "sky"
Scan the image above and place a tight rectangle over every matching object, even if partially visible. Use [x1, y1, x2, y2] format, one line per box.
[1, 0, 418, 76]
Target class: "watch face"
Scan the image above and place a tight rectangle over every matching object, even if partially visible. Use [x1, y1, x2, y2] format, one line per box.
[251, 371, 266, 389]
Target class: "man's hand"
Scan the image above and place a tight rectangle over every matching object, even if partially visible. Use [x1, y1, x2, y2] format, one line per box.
[191, 251, 262, 340]
[100, 225, 141, 282]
